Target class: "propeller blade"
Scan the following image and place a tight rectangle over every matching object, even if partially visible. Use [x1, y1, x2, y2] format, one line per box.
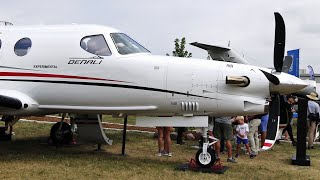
[282, 56, 293, 73]
[260, 69, 280, 85]
[266, 94, 280, 141]
[274, 12, 286, 72]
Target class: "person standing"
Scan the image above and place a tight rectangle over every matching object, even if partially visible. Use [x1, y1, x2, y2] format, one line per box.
[282, 94, 297, 146]
[164, 127, 173, 156]
[176, 127, 187, 144]
[247, 115, 261, 155]
[306, 92, 320, 149]
[259, 114, 269, 148]
[235, 116, 256, 158]
[214, 116, 237, 163]
[156, 127, 173, 157]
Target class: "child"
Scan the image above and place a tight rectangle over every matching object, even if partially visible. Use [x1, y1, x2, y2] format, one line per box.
[235, 116, 256, 159]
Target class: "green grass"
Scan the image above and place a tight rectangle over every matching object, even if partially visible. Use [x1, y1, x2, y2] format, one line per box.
[0, 121, 319, 179]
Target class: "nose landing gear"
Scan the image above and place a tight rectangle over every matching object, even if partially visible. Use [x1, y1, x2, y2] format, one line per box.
[176, 127, 228, 174]
[195, 127, 218, 168]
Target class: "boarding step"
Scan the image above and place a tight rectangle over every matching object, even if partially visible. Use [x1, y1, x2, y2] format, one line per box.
[74, 114, 112, 145]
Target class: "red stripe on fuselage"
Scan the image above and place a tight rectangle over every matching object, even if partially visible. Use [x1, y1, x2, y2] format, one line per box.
[0, 72, 129, 83]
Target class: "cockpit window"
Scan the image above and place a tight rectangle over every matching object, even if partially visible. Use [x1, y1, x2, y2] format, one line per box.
[80, 35, 111, 56]
[111, 33, 150, 55]
[14, 38, 32, 56]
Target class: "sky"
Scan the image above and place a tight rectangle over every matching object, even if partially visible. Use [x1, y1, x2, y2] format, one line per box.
[1, 0, 320, 72]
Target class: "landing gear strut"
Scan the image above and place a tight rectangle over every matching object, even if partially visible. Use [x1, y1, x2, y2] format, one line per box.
[195, 127, 218, 168]
[0, 115, 21, 141]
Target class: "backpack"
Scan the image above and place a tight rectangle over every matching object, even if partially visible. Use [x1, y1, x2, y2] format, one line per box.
[308, 113, 319, 122]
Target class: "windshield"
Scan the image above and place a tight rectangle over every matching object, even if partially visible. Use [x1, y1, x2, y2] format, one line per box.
[111, 33, 150, 55]
[80, 35, 111, 56]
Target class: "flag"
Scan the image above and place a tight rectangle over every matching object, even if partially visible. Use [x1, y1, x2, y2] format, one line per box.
[307, 65, 315, 80]
[287, 49, 299, 77]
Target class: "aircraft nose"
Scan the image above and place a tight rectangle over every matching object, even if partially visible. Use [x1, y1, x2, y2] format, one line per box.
[270, 72, 308, 94]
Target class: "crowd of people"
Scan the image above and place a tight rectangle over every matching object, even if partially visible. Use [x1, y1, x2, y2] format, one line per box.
[155, 92, 320, 163]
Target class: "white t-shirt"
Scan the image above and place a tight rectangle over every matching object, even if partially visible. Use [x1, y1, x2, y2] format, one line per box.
[236, 123, 249, 139]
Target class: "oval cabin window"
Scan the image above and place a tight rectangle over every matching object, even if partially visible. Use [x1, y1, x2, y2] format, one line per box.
[14, 38, 32, 56]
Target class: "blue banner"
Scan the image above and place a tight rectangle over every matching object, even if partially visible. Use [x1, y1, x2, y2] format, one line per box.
[287, 49, 299, 77]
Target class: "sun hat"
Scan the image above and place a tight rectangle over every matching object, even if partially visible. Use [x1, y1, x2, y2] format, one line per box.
[306, 92, 319, 101]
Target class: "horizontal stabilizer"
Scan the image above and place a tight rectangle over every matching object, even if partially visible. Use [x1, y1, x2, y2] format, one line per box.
[190, 42, 230, 51]
[190, 42, 248, 64]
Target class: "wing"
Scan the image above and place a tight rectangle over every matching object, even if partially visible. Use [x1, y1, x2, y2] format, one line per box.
[38, 105, 157, 112]
[0, 90, 158, 115]
[190, 42, 249, 64]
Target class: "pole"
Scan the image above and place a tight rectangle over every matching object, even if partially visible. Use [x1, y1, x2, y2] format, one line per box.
[121, 115, 128, 155]
[292, 98, 310, 166]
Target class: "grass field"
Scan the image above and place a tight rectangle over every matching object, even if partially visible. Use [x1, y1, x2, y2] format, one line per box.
[0, 121, 319, 180]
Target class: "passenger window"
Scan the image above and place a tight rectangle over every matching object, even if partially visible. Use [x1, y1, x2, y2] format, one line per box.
[0, 39, 1, 49]
[80, 35, 111, 56]
[14, 38, 32, 56]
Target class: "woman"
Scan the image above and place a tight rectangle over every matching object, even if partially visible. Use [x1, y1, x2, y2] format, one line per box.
[156, 127, 173, 157]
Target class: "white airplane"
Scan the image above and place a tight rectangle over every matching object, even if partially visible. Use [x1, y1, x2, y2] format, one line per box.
[0, 13, 307, 167]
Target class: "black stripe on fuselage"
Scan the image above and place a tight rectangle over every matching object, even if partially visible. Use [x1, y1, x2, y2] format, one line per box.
[0, 79, 217, 100]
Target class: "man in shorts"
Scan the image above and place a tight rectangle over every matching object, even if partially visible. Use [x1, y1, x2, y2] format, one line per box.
[214, 117, 237, 163]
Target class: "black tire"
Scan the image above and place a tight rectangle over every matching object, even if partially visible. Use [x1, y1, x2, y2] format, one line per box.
[195, 148, 216, 168]
[50, 122, 72, 145]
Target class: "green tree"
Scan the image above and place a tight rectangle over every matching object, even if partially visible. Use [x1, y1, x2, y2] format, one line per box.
[172, 37, 192, 58]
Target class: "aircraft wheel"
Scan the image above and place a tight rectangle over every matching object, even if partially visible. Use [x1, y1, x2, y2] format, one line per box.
[50, 122, 72, 145]
[195, 148, 216, 168]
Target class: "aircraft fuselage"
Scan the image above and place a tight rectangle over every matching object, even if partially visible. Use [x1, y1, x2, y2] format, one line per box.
[0, 24, 305, 117]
